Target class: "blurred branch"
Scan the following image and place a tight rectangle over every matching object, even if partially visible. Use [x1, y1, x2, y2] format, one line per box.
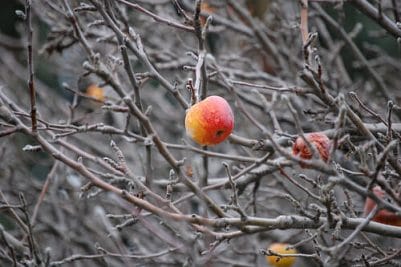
[351, 0, 401, 38]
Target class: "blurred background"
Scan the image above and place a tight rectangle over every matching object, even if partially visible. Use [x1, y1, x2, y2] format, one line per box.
[0, 0, 401, 266]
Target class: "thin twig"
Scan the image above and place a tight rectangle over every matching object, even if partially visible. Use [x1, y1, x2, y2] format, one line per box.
[25, 0, 37, 133]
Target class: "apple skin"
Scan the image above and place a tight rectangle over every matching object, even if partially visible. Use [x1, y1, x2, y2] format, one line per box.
[292, 132, 330, 163]
[200, 2, 215, 26]
[363, 186, 401, 226]
[266, 243, 297, 267]
[86, 84, 105, 102]
[185, 96, 234, 146]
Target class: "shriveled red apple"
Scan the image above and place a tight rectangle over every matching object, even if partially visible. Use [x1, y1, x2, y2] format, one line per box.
[292, 132, 330, 166]
[363, 186, 401, 226]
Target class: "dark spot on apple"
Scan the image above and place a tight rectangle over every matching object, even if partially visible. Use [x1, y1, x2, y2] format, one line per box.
[216, 130, 224, 137]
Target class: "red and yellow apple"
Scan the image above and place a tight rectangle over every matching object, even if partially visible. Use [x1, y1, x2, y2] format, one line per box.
[266, 243, 297, 267]
[185, 95, 234, 146]
[292, 132, 330, 164]
[363, 186, 401, 226]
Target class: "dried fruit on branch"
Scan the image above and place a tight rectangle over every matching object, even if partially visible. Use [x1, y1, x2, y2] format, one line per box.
[292, 132, 330, 164]
[363, 186, 401, 226]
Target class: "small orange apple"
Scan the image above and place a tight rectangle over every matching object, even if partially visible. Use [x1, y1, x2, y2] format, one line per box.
[85, 84, 105, 102]
[292, 132, 330, 164]
[266, 243, 297, 267]
[185, 95, 234, 146]
[363, 186, 401, 226]
[246, 0, 271, 19]
[200, 2, 216, 26]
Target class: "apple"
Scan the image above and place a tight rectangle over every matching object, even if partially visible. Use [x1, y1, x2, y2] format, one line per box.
[246, 0, 271, 19]
[292, 132, 330, 163]
[266, 243, 297, 267]
[200, 2, 215, 26]
[363, 186, 401, 226]
[85, 84, 105, 102]
[185, 95, 234, 146]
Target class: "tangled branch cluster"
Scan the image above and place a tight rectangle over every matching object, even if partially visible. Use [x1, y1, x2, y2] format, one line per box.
[0, 0, 401, 266]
